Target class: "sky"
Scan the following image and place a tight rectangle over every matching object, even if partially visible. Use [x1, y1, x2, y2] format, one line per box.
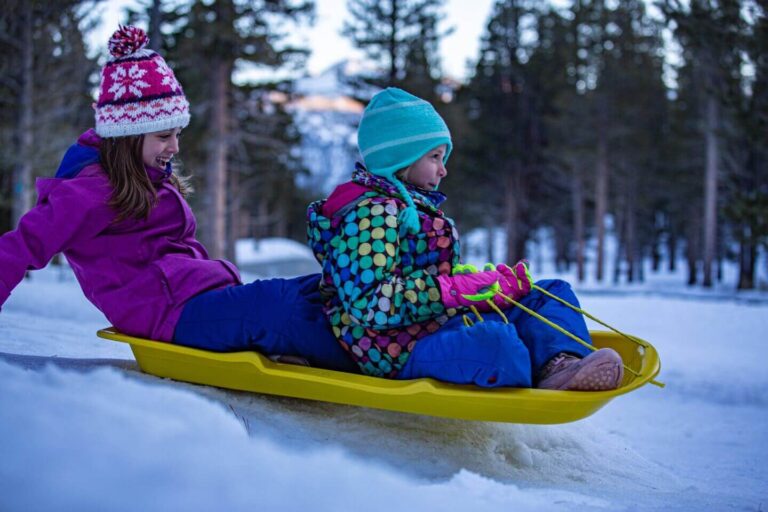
[1, 246, 767, 511]
[85, 0, 498, 82]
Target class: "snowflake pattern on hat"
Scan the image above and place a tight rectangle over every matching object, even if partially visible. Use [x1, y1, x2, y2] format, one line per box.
[108, 64, 149, 100]
[95, 25, 190, 137]
[155, 60, 180, 92]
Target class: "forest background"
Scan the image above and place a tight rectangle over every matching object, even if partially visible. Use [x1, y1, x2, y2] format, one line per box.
[1, 0, 766, 290]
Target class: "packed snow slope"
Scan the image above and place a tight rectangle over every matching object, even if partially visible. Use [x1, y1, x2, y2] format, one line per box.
[0, 265, 766, 512]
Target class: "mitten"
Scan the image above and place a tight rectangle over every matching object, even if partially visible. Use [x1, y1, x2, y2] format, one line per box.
[436, 270, 504, 310]
[446, 260, 533, 309]
[495, 260, 533, 302]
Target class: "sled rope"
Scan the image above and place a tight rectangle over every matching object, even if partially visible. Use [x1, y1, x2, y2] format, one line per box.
[528, 284, 666, 388]
[454, 274, 664, 388]
[462, 301, 508, 327]
[496, 291, 664, 388]
[532, 285, 650, 349]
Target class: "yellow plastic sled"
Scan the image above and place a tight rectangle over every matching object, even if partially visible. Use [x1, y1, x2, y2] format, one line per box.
[97, 328, 661, 424]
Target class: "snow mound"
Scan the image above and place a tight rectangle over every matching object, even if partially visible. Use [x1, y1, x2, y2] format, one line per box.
[0, 360, 612, 512]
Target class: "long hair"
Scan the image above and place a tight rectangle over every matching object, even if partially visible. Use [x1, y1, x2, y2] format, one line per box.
[99, 135, 191, 221]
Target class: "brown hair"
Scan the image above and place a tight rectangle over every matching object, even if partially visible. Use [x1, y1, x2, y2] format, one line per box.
[99, 135, 191, 221]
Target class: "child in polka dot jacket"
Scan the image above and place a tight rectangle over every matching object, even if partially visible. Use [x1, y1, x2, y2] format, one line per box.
[307, 88, 624, 390]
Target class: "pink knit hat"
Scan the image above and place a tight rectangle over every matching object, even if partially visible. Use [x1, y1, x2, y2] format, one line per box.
[94, 25, 190, 138]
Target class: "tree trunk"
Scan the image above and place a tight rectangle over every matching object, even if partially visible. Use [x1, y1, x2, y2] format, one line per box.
[204, 58, 230, 260]
[486, 225, 495, 263]
[651, 218, 661, 272]
[668, 232, 677, 272]
[737, 237, 755, 290]
[572, 167, 585, 282]
[388, 0, 399, 83]
[257, 201, 269, 239]
[595, 92, 608, 282]
[626, 207, 636, 283]
[553, 225, 568, 273]
[504, 171, 520, 263]
[594, 111, 609, 282]
[12, 4, 34, 227]
[625, 185, 637, 283]
[226, 165, 240, 264]
[147, 0, 163, 52]
[686, 204, 700, 286]
[702, 94, 719, 287]
[612, 200, 625, 285]
[276, 205, 288, 238]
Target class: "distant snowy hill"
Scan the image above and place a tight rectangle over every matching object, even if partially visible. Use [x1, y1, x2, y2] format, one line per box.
[291, 60, 379, 195]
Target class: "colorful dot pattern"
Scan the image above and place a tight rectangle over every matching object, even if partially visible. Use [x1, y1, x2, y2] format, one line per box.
[307, 168, 461, 377]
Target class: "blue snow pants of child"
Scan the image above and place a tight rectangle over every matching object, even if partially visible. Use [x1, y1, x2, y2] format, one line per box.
[395, 279, 593, 388]
[172, 274, 359, 373]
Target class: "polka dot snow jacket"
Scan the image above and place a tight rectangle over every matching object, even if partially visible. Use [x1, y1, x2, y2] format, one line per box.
[307, 166, 460, 377]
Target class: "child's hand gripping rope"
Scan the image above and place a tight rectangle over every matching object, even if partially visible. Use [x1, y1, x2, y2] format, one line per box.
[436, 260, 533, 324]
[441, 261, 663, 387]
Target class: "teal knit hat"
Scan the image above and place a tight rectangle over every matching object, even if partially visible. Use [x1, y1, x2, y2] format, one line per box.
[357, 87, 452, 234]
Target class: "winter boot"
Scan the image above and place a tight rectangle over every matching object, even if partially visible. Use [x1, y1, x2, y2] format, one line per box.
[537, 348, 623, 391]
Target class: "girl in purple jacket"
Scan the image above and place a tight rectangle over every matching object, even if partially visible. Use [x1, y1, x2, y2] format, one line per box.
[0, 26, 356, 373]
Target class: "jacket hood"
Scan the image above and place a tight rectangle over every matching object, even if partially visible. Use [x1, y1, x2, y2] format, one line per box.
[54, 128, 172, 183]
[55, 129, 101, 179]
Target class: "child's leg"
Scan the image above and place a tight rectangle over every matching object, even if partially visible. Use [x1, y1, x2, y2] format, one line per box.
[507, 279, 593, 376]
[396, 314, 532, 388]
[173, 274, 359, 373]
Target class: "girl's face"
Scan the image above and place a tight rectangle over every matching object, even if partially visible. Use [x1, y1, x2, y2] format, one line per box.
[142, 128, 182, 169]
[402, 144, 448, 191]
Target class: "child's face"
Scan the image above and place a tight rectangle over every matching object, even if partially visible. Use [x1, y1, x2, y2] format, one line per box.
[403, 144, 448, 191]
[142, 128, 182, 169]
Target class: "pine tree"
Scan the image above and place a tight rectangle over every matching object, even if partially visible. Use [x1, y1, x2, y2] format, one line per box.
[723, 1, 767, 289]
[542, 1, 594, 280]
[144, 0, 313, 258]
[662, 0, 744, 287]
[0, 0, 97, 232]
[604, 0, 667, 283]
[466, 1, 556, 261]
[343, 0, 448, 99]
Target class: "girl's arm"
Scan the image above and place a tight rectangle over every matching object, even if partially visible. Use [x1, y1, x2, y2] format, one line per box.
[0, 176, 114, 308]
[325, 197, 449, 330]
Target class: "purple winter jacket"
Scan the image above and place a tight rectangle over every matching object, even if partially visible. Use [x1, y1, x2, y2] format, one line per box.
[0, 130, 241, 341]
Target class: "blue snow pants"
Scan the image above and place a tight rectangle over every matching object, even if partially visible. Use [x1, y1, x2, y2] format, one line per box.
[173, 274, 359, 373]
[173, 276, 592, 388]
[396, 279, 593, 388]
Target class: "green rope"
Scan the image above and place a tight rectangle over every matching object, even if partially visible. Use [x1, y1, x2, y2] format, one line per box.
[532, 284, 650, 349]
[527, 286, 665, 388]
[497, 291, 644, 379]
[450, 271, 664, 387]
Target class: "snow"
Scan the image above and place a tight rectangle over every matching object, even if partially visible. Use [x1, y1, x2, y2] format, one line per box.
[292, 62, 365, 195]
[1, 255, 767, 511]
[294, 60, 377, 100]
[235, 237, 316, 265]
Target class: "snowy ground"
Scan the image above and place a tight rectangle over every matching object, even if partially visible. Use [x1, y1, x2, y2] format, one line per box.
[1, 262, 767, 511]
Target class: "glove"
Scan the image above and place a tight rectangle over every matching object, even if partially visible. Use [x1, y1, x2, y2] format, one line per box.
[436, 269, 505, 310]
[438, 260, 533, 311]
[495, 260, 533, 302]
